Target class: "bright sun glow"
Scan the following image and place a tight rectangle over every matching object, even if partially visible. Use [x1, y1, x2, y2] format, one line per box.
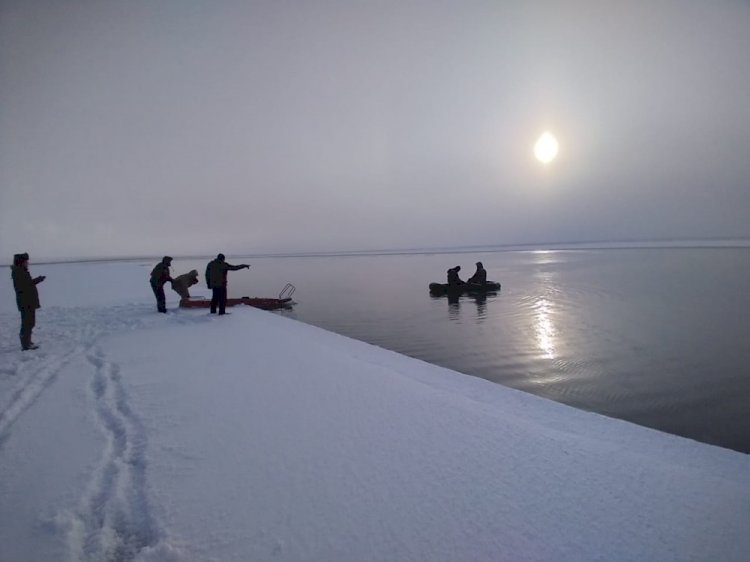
[534, 132, 559, 164]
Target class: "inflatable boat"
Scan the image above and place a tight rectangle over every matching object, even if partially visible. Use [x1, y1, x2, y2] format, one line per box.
[428, 281, 501, 296]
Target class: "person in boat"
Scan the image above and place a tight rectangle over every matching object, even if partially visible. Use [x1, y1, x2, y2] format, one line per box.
[467, 261, 487, 285]
[171, 269, 199, 299]
[447, 266, 465, 286]
[149, 256, 173, 313]
[10, 252, 46, 351]
[205, 253, 250, 315]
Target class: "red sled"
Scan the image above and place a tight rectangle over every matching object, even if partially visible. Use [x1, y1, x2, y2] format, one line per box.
[180, 284, 296, 311]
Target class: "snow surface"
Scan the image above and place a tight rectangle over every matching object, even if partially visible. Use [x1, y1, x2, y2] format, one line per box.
[1, 261, 749, 562]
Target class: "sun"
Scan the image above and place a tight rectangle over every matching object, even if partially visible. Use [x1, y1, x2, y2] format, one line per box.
[534, 132, 559, 164]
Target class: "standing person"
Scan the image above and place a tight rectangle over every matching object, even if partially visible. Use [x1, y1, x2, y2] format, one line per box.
[205, 254, 250, 315]
[149, 256, 173, 313]
[10, 252, 46, 351]
[468, 261, 487, 285]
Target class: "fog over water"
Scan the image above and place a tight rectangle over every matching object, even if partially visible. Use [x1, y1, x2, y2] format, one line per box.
[1, 1, 749, 260]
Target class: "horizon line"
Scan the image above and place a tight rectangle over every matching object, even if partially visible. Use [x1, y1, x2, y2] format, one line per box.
[8, 236, 750, 266]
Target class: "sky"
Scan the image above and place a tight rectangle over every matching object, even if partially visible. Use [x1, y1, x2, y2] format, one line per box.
[1, 0, 749, 260]
[1, 261, 749, 560]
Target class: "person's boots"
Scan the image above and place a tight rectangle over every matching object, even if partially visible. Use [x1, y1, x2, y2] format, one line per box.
[21, 337, 38, 351]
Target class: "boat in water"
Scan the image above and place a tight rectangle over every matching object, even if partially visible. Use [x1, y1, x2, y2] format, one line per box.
[428, 281, 501, 296]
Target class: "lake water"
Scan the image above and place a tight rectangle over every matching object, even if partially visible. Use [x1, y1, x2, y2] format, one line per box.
[177, 247, 750, 454]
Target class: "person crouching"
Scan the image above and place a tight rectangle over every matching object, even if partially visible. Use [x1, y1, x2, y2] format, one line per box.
[171, 269, 199, 300]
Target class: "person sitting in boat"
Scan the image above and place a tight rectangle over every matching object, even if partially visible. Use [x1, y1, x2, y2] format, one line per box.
[171, 269, 200, 299]
[447, 266, 465, 286]
[467, 261, 487, 285]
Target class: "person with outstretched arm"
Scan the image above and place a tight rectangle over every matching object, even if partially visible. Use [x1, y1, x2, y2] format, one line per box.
[10, 252, 46, 350]
[205, 254, 250, 315]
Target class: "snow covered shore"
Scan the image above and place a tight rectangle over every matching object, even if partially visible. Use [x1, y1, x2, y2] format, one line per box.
[1, 261, 749, 562]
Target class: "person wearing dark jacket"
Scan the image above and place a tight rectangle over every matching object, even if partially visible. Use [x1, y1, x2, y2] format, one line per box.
[149, 256, 173, 313]
[447, 266, 464, 286]
[11, 253, 46, 350]
[468, 261, 487, 285]
[205, 254, 250, 314]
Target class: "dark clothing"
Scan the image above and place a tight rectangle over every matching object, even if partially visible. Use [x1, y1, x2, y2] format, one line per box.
[11, 264, 41, 311]
[205, 260, 245, 289]
[447, 267, 464, 286]
[11, 263, 44, 349]
[210, 287, 228, 314]
[149, 260, 172, 312]
[151, 283, 167, 313]
[205, 257, 248, 314]
[150, 262, 172, 287]
[20, 308, 36, 348]
[468, 266, 487, 285]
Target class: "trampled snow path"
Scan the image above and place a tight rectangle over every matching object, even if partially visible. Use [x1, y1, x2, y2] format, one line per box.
[64, 347, 160, 560]
[1, 304, 148, 450]
[0, 303, 190, 560]
[0, 343, 84, 448]
[0, 303, 205, 451]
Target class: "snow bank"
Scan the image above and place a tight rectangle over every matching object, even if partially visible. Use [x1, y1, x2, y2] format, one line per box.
[1, 261, 748, 561]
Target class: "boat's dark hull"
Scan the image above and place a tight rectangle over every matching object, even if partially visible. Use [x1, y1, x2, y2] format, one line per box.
[429, 281, 501, 296]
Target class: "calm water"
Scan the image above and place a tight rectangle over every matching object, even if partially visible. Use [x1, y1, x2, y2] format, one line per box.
[178, 248, 750, 453]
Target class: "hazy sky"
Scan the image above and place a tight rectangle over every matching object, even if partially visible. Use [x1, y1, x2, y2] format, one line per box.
[2, 0, 749, 259]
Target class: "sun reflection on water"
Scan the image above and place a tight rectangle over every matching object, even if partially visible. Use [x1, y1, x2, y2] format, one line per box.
[534, 298, 556, 359]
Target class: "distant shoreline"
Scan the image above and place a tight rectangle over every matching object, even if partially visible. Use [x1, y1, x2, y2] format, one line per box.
[8, 237, 750, 266]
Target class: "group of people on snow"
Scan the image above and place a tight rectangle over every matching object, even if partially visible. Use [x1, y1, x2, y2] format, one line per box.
[447, 261, 487, 287]
[7, 251, 251, 352]
[149, 253, 250, 315]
